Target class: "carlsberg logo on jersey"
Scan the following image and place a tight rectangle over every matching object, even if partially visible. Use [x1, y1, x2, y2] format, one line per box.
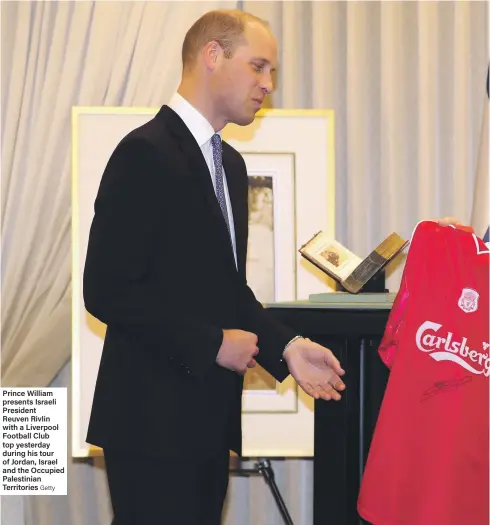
[416, 321, 490, 377]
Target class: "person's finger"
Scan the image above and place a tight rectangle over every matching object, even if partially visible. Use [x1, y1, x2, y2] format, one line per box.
[331, 377, 346, 391]
[323, 351, 345, 376]
[435, 216, 461, 226]
[299, 381, 322, 400]
[312, 377, 344, 399]
[313, 383, 333, 401]
[317, 383, 341, 401]
[308, 341, 345, 376]
[234, 364, 248, 375]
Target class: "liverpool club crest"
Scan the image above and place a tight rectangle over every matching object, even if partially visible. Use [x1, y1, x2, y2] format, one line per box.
[458, 288, 479, 313]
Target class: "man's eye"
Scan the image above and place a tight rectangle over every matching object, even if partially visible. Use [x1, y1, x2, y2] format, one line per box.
[253, 63, 264, 72]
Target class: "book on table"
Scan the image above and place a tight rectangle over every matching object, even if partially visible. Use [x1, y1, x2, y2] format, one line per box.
[299, 231, 409, 294]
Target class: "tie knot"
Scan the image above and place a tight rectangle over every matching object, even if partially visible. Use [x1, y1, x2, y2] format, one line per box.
[211, 133, 222, 166]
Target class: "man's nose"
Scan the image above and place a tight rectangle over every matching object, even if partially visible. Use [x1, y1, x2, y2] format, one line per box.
[260, 73, 274, 94]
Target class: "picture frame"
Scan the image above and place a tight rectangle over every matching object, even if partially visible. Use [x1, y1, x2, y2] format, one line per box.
[240, 153, 298, 413]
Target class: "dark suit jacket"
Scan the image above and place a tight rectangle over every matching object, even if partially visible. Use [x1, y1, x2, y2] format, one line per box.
[83, 105, 297, 458]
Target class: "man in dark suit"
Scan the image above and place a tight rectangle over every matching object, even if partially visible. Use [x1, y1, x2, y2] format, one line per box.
[83, 9, 346, 525]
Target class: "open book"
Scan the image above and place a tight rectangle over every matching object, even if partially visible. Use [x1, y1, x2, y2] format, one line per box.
[299, 231, 409, 294]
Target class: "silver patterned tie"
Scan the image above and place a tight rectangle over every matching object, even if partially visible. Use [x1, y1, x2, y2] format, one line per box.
[211, 133, 231, 235]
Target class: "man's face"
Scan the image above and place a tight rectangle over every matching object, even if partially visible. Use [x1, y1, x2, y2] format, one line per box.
[211, 22, 277, 127]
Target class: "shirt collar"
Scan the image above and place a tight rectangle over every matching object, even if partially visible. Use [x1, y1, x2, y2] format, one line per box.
[168, 92, 218, 147]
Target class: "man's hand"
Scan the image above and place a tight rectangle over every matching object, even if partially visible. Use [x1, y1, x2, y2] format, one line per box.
[283, 338, 346, 401]
[216, 329, 259, 375]
[436, 216, 462, 226]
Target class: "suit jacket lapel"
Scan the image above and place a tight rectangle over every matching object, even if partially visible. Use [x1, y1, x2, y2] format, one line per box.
[158, 106, 239, 276]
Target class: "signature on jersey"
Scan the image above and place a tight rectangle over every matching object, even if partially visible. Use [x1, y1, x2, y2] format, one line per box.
[420, 375, 473, 402]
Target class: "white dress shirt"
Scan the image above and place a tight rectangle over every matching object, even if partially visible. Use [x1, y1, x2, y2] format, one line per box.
[168, 92, 237, 267]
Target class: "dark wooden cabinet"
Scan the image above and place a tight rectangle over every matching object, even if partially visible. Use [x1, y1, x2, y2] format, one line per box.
[267, 300, 392, 525]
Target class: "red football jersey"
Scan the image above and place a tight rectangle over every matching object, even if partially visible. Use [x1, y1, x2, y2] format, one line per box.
[357, 220, 489, 525]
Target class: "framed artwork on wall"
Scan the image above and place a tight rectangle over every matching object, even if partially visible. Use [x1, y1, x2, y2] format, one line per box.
[241, 153, 297, 413]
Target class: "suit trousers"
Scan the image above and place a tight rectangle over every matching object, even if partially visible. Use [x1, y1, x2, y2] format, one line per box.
[104, 447, 230, 525]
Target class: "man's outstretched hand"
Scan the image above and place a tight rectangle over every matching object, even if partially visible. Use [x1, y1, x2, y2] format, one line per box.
[283, 338, 346, 401]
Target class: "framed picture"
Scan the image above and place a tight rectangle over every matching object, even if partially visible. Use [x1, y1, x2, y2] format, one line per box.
[241, 153, 298, 413]
[71, 107, 335, 458]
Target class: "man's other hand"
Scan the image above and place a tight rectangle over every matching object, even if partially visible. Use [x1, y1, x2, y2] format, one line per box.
[283, 338, 346, 401]
[216, 330, 259, 375]
[436, 216, 463, 226]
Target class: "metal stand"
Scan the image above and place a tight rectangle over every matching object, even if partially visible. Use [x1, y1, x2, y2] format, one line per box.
[233, 458, 294, 525]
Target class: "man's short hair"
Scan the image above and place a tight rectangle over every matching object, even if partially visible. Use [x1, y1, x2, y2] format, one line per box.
[182, 10, 268, 69]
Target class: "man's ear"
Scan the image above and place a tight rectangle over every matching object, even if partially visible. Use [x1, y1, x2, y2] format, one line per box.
[202, 41, 221, 70]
